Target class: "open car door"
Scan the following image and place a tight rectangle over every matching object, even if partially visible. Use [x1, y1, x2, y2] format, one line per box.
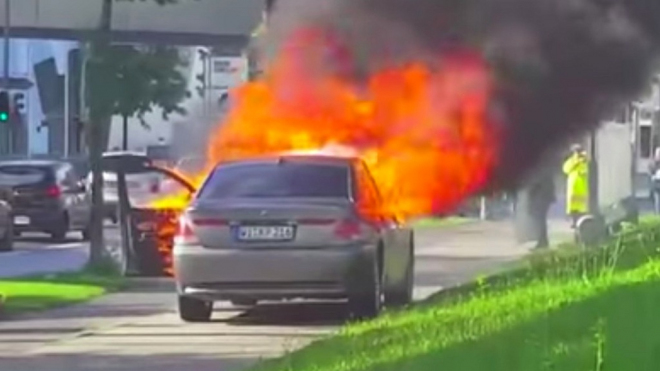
[101, 152, 196, 276]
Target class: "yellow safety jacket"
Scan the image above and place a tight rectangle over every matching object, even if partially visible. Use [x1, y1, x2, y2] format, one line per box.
[562, 154, 589, 214]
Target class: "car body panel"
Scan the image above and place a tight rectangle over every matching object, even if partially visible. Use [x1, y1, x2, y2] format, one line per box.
[173, 154, 414, 303]
[0, 160, 91, 233]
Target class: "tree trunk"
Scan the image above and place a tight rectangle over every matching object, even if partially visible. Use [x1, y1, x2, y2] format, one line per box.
[86, 0, 113, 266]
[122, 114, 128, 150]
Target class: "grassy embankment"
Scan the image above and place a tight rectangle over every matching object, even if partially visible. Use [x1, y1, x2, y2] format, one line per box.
[251, 216, 660, 371]
[0, 263, 125, 315]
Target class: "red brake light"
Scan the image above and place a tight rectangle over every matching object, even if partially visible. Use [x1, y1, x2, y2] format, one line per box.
[174, 215, 199, 245]
[46, 185, 61, 198]
[333, 219, 363, 240]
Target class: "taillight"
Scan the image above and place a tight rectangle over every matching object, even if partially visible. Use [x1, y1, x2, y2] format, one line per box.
[174, 215, 199, 245]
[46, 185, 61, 198]
[333, 219, 364, 240]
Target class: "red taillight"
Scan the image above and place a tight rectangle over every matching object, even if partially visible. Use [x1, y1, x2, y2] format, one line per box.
[333, 219, 363, 240]
[46, 185, 61, 198]
[174, 215, 199, 245]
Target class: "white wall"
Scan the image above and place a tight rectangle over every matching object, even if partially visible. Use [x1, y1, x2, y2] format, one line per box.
[596, 122, 633, 206]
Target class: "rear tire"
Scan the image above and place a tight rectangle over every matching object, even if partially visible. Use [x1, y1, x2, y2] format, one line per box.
[49, 213, 69, 242]
[178, 296, 213, 322]
[81, 224, 91, 241]
[0, 223, 13, 252]
[348, 254, 383, 320]
[386, 238, 414, 308]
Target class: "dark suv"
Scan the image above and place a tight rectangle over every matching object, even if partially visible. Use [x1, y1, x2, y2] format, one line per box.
[0, 160, 92, 241]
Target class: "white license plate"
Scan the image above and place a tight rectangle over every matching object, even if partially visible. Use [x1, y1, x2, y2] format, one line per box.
[14, 216, 30, 225]
[236, 225, 295, 241]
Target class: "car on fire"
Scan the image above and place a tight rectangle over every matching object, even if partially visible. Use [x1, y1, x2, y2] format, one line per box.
[172, 152, 415, 322]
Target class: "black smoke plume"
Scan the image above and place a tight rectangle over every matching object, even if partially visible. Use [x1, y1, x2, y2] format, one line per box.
[259, 0, 660, 190]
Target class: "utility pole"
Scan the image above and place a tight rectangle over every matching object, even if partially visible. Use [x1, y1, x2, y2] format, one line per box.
[63, 50, 70, 157]
[86, 0, 113, 266]
[2, 0, 9, 154]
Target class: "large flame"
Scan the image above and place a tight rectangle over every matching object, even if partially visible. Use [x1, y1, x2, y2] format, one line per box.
[207, 30, 501, 220]
[152, 28, 502, 222]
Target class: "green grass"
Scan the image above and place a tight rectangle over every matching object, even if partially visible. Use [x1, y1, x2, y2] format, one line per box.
[0, 265, 125, 315]
[250, 217, 660, 371]
[411, 216, 472, 228]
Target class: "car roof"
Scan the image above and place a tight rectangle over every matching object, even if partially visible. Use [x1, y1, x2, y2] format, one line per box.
[215, 151, 360, 169]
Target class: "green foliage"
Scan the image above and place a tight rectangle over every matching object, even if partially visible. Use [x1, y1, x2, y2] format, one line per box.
[96, 44, 190, 127]
[247, 216, 660, 371]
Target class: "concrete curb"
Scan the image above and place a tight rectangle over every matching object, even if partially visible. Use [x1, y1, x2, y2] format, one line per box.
[0, 294, 5, 319]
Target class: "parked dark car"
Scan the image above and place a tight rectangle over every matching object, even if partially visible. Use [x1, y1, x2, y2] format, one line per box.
[0, 159, 91, 241]
[0, 186, 13, 251]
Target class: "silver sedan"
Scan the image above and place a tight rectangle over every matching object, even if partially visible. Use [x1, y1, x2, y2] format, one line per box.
[173, 153, 415, 322]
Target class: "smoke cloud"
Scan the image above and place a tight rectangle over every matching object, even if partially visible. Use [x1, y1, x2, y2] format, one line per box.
[259, 0, 659, 190]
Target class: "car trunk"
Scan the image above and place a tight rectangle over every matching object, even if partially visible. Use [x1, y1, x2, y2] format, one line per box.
[186, 198, 355, 249]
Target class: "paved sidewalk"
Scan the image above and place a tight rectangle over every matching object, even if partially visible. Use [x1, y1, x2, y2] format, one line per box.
[0, 219, 573, 371]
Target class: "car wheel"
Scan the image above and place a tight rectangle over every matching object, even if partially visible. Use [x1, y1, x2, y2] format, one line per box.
[178, 295, 213, 322]
[81, 224, 91, 241]
[230, 299, 258, 307]
[385, 238, 415, 307]
[49, 213, 69, 242]
[0, 223, 13, 252]
[348, 253, 383, 320]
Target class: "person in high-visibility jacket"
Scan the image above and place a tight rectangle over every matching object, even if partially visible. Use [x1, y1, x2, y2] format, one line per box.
[562, 144, 589, 227]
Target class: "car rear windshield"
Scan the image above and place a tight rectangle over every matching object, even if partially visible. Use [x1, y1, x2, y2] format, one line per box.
[0, 166, 50, 187]
[198, 161, 351, 199]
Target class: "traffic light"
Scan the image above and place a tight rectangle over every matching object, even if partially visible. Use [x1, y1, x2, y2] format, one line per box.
[0, 91, 9, 122]
[13, 93, 25, 114]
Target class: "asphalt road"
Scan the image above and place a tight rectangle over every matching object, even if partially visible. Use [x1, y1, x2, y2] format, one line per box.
[0, 224, 120, 279]
[0, 220, 572, 371]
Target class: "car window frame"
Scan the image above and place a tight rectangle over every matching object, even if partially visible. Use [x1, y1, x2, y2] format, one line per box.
[197, 161, 352, 200]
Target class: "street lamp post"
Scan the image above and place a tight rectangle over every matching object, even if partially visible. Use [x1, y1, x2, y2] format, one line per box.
[2, 0, 9, 154]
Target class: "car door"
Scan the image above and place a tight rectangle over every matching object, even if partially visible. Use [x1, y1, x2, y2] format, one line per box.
[69, 166, 91, 226]
[59, 164, 87, 228]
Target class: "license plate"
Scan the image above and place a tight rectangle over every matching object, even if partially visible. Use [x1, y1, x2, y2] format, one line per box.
[14, 216, 30, 225]
[235, 225, 295, 242]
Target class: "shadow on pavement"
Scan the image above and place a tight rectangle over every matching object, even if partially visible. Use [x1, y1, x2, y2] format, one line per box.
[224, 301, 350, 327]
[15, 235, 83, 245]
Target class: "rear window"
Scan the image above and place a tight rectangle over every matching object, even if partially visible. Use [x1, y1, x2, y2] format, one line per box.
[0, 166, 50, 187]
[198, 162, 350, 199]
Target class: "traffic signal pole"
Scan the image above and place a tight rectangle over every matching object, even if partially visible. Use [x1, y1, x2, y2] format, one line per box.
[2, 0, 9, 90]
[2, 0, 10, 154]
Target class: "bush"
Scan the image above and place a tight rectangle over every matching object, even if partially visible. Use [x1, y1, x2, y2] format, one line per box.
[248, 216, 660, 371]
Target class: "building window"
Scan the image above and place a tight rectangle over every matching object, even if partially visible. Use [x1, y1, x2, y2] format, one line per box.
[640, 125, 652, 159]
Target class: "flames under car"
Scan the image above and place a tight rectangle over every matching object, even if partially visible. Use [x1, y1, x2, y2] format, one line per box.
[130, 206, 181, 276]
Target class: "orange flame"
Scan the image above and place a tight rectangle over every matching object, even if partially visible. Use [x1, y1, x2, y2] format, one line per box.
[206, 31, 501, 220]
[151, 28, 502, 222]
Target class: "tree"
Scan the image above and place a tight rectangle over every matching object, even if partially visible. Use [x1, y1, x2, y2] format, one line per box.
[97, 44, 189, 149]
[84, 0, 191, 267]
